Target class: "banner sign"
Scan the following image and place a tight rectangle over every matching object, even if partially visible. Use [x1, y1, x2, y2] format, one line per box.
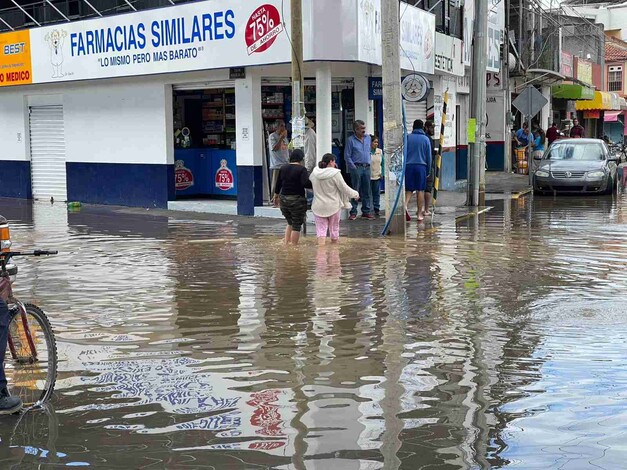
[434, 32, 464, 77]
[561, 52, 573, 78]
[399, 3, 435, 74]
[0, 30, 32, 87]
[487, 0, 505, 73]
[463, 0, 474, 67]
[0, 0, 292, 87]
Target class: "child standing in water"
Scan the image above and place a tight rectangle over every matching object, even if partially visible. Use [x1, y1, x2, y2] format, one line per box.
[370, 135, 383, 217]
[309, 154, 360, 245]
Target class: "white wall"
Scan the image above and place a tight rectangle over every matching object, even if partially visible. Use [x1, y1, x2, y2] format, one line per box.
[62, 81, 169, 165]
[0, 79, 170, 166]
[0, 93, 28, 161]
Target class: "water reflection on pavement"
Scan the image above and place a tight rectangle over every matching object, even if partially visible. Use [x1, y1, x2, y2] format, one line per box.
[0, 195, 626, 469]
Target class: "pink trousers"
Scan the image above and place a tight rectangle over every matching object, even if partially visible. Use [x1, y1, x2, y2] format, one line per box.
[314, 211, 341, 240]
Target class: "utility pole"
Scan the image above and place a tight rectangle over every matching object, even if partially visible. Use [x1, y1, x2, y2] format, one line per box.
[469, 0, 489, 206]
[291, 0, 305, 150]
[381, 0, 406, 235]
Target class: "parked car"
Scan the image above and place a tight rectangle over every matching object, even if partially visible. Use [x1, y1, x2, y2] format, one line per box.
[533, 138, 620, 195]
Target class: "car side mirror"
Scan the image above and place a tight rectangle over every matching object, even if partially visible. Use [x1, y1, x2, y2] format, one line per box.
[533, 155, 542, 161]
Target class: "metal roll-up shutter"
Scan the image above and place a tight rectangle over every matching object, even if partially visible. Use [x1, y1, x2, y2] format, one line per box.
[29, 106, 67, 201]
[172, 80, 235, 91]
[405, 100, 427, 131]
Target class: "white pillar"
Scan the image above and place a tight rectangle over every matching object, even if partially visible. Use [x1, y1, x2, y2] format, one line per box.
[316, 62, 332, 161]
[235, 71, 263, 167]
[235, 69, 264, 214]
[541, 86, 552, 131]
[354, 74, 374, 134]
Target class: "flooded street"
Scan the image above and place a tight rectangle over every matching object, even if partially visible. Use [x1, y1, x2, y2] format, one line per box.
[1, 195, 627, 469]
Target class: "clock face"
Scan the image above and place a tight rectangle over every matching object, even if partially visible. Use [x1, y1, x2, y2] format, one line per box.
[401, 74, 430, 102]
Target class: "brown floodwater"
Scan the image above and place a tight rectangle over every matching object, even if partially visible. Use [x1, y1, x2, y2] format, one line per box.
[0, 194, 626, 469]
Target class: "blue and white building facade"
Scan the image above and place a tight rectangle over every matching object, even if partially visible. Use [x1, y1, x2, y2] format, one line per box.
[0, 0, 474, 214]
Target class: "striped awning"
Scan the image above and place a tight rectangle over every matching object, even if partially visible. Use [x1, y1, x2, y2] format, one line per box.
[576, 91, 621, 111]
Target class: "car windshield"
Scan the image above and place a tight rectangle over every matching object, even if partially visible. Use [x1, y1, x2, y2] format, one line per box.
[546, 143, 605, 161]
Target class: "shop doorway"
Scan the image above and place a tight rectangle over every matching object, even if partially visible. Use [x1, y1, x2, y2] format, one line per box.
[170, 87, 237, 211]
[260, 80, 354, 202]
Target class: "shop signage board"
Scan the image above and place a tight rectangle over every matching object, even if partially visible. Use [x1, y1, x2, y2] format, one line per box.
[3, 0, 292, 87]
[577, 58, 593, 86]
[401, 73, 429, 102]
[434, 33, 464, 77]
[368, 77, 383, 100]
[463, 0, 474, 67]
[399, 2, 435, 74]
[486, 91, 506, 141]
[561, 52, 573, 78]
[229, 67, 246, 79]
[357, 0, 382, 65]
[487, 0, 505, 73]
[0, 30, 32, 87]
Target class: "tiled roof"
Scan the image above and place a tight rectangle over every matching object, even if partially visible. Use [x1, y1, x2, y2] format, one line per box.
[606, 37, 627, 62]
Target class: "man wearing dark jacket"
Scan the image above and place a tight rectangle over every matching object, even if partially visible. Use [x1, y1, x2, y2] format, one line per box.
[405, 120, 432, 222]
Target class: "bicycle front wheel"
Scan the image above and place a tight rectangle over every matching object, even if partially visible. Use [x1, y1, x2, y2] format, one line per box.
[5, 303, 58, 406]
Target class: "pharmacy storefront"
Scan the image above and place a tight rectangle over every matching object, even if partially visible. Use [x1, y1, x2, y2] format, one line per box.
[0, 0, 408, 215]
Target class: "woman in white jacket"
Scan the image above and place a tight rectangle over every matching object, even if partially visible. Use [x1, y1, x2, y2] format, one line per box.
[310, 154, 360, 245]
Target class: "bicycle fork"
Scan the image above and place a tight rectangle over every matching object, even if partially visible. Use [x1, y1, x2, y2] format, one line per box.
[7, 302, 38, 363]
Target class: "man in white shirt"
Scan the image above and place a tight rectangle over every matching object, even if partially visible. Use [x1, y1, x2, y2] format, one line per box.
[304, 118, 317, 206]
[268, 120, 289, 205]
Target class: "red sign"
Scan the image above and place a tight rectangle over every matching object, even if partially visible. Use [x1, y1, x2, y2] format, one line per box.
[215, 159, 234, 191]
[245, 4, 284, 55]
[174, 160, 194, 191]
[584, 110, 601, 119]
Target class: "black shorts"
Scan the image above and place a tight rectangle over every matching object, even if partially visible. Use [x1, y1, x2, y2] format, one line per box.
[425, 172, 434, 193]
[279, 195, 307, 231]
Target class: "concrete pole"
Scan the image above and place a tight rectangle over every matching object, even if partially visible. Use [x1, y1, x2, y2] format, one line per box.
[316, 62, 332, 162]
[470, 0, 489, 206]
[381, 0, 406, 235]
[291, 0, 305, 149]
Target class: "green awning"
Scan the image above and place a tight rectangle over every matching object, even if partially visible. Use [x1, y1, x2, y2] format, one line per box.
[552, 84, 595, 100]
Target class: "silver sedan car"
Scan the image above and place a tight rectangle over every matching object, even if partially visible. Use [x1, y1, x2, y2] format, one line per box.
[533, 138, 620, 195]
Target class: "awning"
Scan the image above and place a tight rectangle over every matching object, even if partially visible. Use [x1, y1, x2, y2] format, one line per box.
[552, 84, 595, 100]
[604, 111, 623, 122]
[576, 91, 620, 111]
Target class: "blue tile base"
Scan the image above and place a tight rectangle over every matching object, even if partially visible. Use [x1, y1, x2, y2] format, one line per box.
[0, 161, 32, 199]
[67, 162, 172, 208]
[237, 165, 263, 216]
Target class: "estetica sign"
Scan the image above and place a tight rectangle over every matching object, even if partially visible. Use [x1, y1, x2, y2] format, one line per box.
[434, 33, 463, 77]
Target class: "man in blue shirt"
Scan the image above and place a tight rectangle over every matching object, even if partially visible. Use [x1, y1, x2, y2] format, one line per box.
[515, 122, 530, 147]
[344, 120, 373, 220]
[405, 120, 432, 222]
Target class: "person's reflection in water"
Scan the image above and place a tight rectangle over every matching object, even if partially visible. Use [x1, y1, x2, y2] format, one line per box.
[0, 404, 88, 468]
[311, 246, 344, 367]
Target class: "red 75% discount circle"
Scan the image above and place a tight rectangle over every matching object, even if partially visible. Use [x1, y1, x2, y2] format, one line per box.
[245, 4, 284, 55]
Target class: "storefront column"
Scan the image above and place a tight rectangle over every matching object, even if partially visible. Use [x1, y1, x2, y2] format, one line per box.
[541, 86, 552, 131]
[354, 75, 374, 134]
[316, 63, 332, 160]
[235, 70, 263, 216]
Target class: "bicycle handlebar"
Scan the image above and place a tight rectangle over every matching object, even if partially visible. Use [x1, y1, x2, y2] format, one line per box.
[0, 250, 58, 274]
[2, 250, 58, 257]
